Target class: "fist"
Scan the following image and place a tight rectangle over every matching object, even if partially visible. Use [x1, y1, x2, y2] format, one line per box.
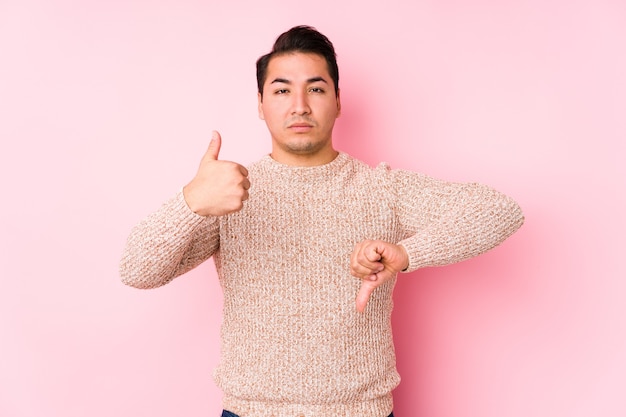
[183, 131, 250, 217]
[350, 240, 409, 313]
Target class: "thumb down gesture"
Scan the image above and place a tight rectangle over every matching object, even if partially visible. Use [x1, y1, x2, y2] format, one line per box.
[350, 240, 409, 313]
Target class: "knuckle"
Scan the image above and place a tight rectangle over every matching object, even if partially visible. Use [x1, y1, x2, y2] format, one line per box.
[232, 201, 244, 211]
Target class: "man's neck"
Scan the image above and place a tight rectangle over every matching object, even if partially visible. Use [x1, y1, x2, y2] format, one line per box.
[269, 148, 339, 167]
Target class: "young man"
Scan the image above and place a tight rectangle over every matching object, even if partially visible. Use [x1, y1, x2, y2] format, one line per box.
[120, 26, 524, 417]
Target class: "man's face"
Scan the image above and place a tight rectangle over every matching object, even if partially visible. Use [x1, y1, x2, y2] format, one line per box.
[258, 52, 341, 166]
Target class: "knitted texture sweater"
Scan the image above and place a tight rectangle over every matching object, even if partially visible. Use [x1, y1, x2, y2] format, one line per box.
[120, 152, 524, 417]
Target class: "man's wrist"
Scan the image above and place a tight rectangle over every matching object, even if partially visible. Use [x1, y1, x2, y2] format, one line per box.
[398, 244, 410, 272]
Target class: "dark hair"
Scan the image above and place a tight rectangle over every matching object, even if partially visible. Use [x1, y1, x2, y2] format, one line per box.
[256, 25, 339, 98]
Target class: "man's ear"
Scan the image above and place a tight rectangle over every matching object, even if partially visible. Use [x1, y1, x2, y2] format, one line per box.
[336, 89, 341, 117]
[257, 92, 265, 120]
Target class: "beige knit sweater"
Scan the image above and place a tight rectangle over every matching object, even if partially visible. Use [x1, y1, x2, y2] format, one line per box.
[120, 152, 524, 417]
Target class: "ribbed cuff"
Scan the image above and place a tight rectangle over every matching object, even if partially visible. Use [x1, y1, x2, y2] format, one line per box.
[397, 237, 432, 273]
[222, 393, 393, 417]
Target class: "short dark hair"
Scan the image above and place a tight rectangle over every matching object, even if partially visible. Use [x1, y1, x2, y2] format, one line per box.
[256, 25, 339, 98]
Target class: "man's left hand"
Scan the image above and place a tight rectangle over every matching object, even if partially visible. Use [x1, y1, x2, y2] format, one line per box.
[349, 240, 409, 313]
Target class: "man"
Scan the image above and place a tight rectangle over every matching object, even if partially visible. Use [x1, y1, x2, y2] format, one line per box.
[120, 25, 524, 417]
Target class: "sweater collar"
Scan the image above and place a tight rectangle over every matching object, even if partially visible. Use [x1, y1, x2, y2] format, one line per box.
[259, 152, 351, 180]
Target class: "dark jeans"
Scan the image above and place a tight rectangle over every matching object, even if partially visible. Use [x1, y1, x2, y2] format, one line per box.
[222, 411, 394, 417]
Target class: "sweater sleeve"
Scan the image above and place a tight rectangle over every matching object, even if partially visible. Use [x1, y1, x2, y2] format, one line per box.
[119, 191, 221, 289]
[391, 169, 524, 272]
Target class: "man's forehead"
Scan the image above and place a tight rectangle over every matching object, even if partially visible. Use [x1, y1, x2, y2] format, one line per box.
[265, 52, 331, 83]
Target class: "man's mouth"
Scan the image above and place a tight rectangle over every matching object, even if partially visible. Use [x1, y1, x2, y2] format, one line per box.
[288, 122, 314, 132]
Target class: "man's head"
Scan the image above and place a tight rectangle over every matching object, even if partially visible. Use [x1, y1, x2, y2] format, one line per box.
[256, 26, 341, 166]
[256, 25, 339, 99]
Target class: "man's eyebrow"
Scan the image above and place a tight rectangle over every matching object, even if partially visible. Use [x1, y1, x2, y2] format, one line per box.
[307, 76, 328, 84]
[270, 78, 291, 84]
[270, 77, 329, 84]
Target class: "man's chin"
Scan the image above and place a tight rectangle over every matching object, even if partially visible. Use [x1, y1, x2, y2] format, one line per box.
[282, 138, 320, 154]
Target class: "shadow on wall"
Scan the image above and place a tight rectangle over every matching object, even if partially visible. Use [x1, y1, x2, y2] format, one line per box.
[332, 71, 384, 167]
[391, 227, 532, 416]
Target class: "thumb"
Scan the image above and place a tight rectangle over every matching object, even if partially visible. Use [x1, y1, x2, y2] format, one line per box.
[355, 280, 377, 313]
[204, 130, 222, 161]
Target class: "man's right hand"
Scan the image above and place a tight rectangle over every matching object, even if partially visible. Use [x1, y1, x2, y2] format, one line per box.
[183, 131, 250, 217]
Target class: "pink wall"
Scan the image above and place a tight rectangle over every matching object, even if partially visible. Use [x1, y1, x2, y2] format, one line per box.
[1, 1, 625, 416]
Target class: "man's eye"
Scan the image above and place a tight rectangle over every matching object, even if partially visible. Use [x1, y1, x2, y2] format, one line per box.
[275, 89, 289, 94]
[309, 87, 324, 93]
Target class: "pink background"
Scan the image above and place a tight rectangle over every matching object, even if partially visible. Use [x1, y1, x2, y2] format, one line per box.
[1, 1, 625, 416]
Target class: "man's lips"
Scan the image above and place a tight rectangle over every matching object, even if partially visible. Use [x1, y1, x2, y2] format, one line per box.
[287, 122, 314, 132]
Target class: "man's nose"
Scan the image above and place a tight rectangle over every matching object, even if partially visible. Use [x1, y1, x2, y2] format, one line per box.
[291, 91, 311, 115]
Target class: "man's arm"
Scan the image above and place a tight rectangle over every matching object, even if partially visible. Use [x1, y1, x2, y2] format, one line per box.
[395, 173, 524, 272]
[350, 168, 524, 311]
[119, 131, 250, 289]
[119, 193, 219, 289]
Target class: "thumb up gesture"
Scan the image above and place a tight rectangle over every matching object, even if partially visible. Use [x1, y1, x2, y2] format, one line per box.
[183, 131, 250, 217]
